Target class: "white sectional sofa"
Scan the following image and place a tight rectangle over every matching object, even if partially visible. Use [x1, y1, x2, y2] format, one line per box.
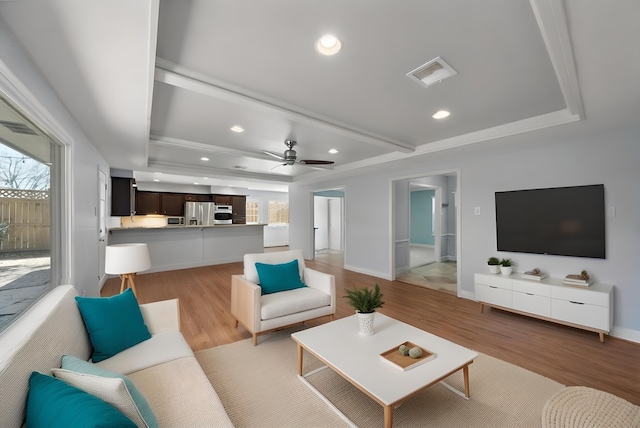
[0, 284, 233, 427]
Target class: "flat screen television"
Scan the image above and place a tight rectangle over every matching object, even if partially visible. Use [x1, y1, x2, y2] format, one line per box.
[495, 184, 605, 259]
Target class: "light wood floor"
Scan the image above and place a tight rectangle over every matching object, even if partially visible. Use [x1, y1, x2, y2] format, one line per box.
[101, 257, 640, 406]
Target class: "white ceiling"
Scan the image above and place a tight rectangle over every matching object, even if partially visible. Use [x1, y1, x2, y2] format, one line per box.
[0, 1, 638, 192]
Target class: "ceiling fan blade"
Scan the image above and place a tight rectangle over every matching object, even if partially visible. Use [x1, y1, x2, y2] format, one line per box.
[299, 160, 335, 165]
[263, 150, 285, 160]
[270, 163, 287, 170]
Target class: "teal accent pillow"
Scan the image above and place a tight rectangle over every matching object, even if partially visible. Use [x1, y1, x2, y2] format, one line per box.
[75, 288, 151, 363]
[26, 372, 136, 428]
[255, 259, 306, 295]
[58, 355, 159, 428]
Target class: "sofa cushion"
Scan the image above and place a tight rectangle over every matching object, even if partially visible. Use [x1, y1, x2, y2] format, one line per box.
[255, 259, 306, 295]
[261, 287, 331, 320]
[75, 288, 151, 363]
[127, 357, 234, 427]
[92, 331, 194, 375]
[51, 369, 148, 428]
[26, 371, 136, 428]
[53, 355, 158, 428]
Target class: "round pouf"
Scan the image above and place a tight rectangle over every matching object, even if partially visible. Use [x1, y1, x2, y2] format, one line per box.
[357, 312, 375, 336]
[542, 386, 640, 428]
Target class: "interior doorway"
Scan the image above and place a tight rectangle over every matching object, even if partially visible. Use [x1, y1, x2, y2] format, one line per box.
[392, 171, 459, 295]
[312, 187, 345, 267]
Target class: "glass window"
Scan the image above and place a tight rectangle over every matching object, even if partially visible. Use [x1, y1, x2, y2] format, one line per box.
[246, 200, 259, 224]
[0, 96, 60, 332]
[268, 201, 289, 225]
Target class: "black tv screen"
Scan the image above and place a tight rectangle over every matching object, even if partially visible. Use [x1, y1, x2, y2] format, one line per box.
[495, 184, 605, 259]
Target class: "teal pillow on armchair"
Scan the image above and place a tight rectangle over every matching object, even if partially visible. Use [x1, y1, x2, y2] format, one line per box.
[75, 288, 151, 362]
[255, 259, 306, 295]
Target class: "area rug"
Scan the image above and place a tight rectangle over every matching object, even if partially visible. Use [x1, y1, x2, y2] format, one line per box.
[195, 327, 564, 427]
[396, 261, 457, 295]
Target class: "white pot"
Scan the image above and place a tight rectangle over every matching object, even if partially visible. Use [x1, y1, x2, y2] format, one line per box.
[488, 264, 501, 274]
[357, 312, 375, 336]
[500, 266, 513, 276]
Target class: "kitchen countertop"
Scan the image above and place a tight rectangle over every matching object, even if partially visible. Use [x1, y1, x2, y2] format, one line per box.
[109, 223, 267, 231]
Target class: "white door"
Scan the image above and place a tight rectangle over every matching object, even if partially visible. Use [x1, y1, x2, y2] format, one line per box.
[328, 198, 342, 251]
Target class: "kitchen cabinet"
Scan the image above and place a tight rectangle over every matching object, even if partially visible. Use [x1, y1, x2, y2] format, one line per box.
[214, 195, 232, 205]
[161, 193, 184, 215]
[232, 195, 246, 224]
[136, 192, 161, 214]
[111, 177, 135, 216]
[185, 194, 213, 202]
[136, 192, 184, 215]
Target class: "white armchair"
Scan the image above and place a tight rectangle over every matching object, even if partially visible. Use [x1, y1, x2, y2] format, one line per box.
[231, 249, 336, 345]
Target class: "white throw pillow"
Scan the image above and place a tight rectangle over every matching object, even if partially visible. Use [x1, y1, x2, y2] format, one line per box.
[52, 369, 147, 428]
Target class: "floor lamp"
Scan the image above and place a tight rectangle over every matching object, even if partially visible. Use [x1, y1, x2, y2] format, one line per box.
[105, 243, 151, 297]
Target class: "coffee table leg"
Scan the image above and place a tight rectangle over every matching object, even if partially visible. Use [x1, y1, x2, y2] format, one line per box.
[384, 405, 393, 428]
[463, 365, 471, 398]
[297, 343, 303, 376]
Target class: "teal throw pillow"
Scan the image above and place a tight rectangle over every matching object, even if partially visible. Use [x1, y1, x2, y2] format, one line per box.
[75, 288, 151, 362]
[255, 259, 306, 295]
[59, 355, 159, 428]
[26, 372, 136, 428]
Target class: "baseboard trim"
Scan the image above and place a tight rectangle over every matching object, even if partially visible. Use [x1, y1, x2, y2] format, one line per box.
[610, 326, 640, 344]
[344, 264, 392, 281]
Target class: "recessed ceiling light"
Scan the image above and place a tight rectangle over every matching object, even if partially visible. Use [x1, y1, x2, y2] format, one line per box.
[153, 179, 160, 182]
[315, 34, 342, 56]
[194, 182, 199, 185]
[328, 148, 338, 154]
[230, 125, 244, 133]
[200, 157, 209, 161]
[432, 110, 451, 119]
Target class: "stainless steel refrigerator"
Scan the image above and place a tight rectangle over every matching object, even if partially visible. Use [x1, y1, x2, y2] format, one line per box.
[184, 202, 216, 225]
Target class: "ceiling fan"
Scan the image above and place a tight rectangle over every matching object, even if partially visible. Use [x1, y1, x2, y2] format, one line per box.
[262, 140, 335, 168]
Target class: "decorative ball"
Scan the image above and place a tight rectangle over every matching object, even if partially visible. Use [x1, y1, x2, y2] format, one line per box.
[398, 345, 409, 356]
[409, 346, 423, 359]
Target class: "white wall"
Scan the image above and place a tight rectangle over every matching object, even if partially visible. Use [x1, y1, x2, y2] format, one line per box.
[290, 123, 640, 341]
[0, 16, 110, 297]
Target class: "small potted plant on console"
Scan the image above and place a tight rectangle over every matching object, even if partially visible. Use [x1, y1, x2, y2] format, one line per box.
[487, 257, 501, 274]
[500, 258, 514, 276]
[343, 283, 385, 336]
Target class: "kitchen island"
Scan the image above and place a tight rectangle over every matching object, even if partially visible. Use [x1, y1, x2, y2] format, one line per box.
[108, 224, 266, 273]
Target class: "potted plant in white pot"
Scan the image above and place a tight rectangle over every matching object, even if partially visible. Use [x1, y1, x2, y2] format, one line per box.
[487, 257, 501, 274]
[500, 258, 514, 276]
[343, 283, 385, 336]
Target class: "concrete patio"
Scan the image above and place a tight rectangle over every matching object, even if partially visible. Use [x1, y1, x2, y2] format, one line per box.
[0, 251, 51, 329]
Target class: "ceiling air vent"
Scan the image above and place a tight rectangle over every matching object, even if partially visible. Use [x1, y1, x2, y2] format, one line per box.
[406, 56, 457, 88]
[0, 119, 38, 135]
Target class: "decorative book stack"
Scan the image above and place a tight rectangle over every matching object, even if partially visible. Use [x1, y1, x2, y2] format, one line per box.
[521, 270, 547, 281]
[563, 274, 592, 287]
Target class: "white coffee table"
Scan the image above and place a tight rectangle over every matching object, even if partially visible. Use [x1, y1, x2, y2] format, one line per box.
[291, 313, 478, 428]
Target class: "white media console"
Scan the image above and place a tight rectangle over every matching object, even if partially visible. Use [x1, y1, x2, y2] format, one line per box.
[475, 272, 613, 342]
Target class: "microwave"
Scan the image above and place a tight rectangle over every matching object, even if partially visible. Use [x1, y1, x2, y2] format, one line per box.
[167, 216, 185, 225]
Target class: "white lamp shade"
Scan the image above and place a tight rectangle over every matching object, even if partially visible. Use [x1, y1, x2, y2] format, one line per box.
[105, 243, 151, 275]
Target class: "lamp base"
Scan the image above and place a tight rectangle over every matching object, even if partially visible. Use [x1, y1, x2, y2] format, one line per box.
[119, 273, 138, 297]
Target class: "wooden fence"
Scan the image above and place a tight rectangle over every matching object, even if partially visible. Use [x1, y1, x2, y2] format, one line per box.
[0, 188, 50, 252]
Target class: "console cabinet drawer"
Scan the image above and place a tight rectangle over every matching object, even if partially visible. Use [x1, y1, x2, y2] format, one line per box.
[551, 286, 609, 307]
[476, 284, 512, 308]
[512, 279, 550, 297]
[513, 291, 550, 317]
[475, 273, 512, 290]
[551, 299, 610, 331]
